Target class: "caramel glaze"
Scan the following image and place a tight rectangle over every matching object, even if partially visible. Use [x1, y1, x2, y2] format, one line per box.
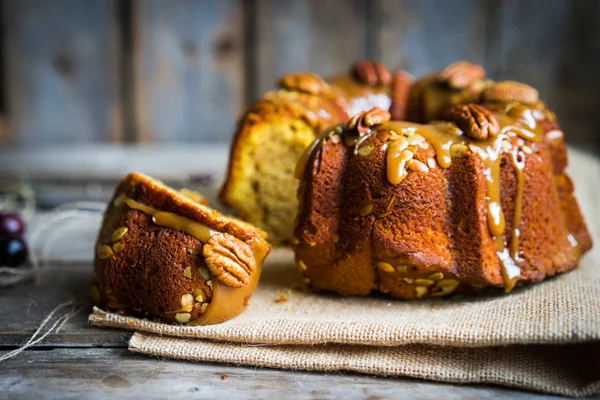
[125, 198, 266, 325]
[298, 102, 580, 292]
[327, 75, 392, 118]
[380, 104, 549, 291]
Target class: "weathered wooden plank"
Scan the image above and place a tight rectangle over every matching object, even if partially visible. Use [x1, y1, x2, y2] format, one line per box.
[492, 0, 600, 149]
[133, 0, 245, 143]
[0, 348, 581, 400]
[0, 265, 127, 347]
[0, 144, 229, 207]
[1, 0, 122, 146]
[371, 0, 491, 76]
[253, 0, 369, 95]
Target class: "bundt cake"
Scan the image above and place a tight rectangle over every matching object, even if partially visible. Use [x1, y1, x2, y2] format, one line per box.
[293, 74, 592, 298]
[92, 172, 271, 324]
[220, 61, 413, 245]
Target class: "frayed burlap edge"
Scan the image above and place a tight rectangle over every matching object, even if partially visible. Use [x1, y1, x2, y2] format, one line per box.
[129, 332, 600, 398]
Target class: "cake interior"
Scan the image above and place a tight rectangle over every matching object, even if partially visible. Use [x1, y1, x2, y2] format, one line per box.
[228, 118, 315, 245]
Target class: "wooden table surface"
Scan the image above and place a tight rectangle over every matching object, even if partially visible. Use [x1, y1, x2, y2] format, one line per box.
[1, 145, 599, 399]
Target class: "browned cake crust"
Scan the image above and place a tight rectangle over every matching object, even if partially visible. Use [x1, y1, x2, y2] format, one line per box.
[220, 61, 413, 245]
[294, 68, 592, 299]
[93, 172, 270, 324]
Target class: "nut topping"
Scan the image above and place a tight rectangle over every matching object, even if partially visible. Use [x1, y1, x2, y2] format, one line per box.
[96, 245, 113, 260]
[443, 104, 500, 140]
[436, 279, 460, 289]
[377, 261, 395, 273]
[408, 159, 429, 173]
[431, 279, 460, 297]
[414, 279, 435, 287]
[193, 288, 205, 302]
[112, 242, 125, 253]
[175, 313, 191, 323]
[439, 61, 485, 89]
[357, 145, 374, 157]
[389, 70, 414, 120]
[359, 203, 374, 217]
[203, 233, 256, 288]
[450, 143, 469, 157]
[427, 272, 444, 281]
[352, 60, 392, 86]
[347, 107, 391, 135]
[483, 81, 539, 105]
[111, 227, 128, 242]
[415, 286, 429, 298]
[181, 294, 194, 307]
[278, 72, 330, 95]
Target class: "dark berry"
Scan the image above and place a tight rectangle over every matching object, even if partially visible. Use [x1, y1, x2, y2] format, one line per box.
[0, 236, 28, 267]
[0, 213, 25, 237]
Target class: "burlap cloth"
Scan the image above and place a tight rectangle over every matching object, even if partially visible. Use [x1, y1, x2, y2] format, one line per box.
[89, 149, 600, 397]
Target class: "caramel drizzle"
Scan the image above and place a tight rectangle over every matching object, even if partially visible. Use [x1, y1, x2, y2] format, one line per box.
[386, 138, 413, 185]
[123, 198, 266, 325]
[126, 198, 219, 242]
[509, 149, 526, 262]
[294, 124, 344, 179]
[379, 104, 547, 291]
[497, 148, 527, 290]
[296, 102, 576, 291]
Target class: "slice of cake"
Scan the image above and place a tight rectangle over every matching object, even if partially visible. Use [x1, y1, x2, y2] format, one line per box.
[92, 172, 271, 325]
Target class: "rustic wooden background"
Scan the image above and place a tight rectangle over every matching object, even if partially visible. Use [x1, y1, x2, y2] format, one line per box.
[0, 0, 599, 149]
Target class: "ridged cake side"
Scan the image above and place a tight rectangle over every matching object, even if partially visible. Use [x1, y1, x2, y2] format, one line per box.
[294, 101, 591, 299]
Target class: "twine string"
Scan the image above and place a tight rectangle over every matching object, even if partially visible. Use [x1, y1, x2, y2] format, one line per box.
[0, 299, 86, 362]
[0, 189, 106, 361]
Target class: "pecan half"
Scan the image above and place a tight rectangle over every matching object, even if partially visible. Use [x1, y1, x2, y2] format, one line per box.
[483, 81, 539, 105]
[203, 233, 256, 288]
[347, 107, 391, 134]
[278, 72, 329, 95]
[353, 60, 392, 86]
[439, 61, 485, 89]
[389, 70, 414, 120]
[442, 104, 500, 140]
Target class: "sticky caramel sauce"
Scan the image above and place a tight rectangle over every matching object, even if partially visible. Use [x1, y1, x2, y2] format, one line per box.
[123, 198, 266, 325]
[378, 103, 549, 291]
[296, 100, 577, 292]
[386, 137, 413, 185]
